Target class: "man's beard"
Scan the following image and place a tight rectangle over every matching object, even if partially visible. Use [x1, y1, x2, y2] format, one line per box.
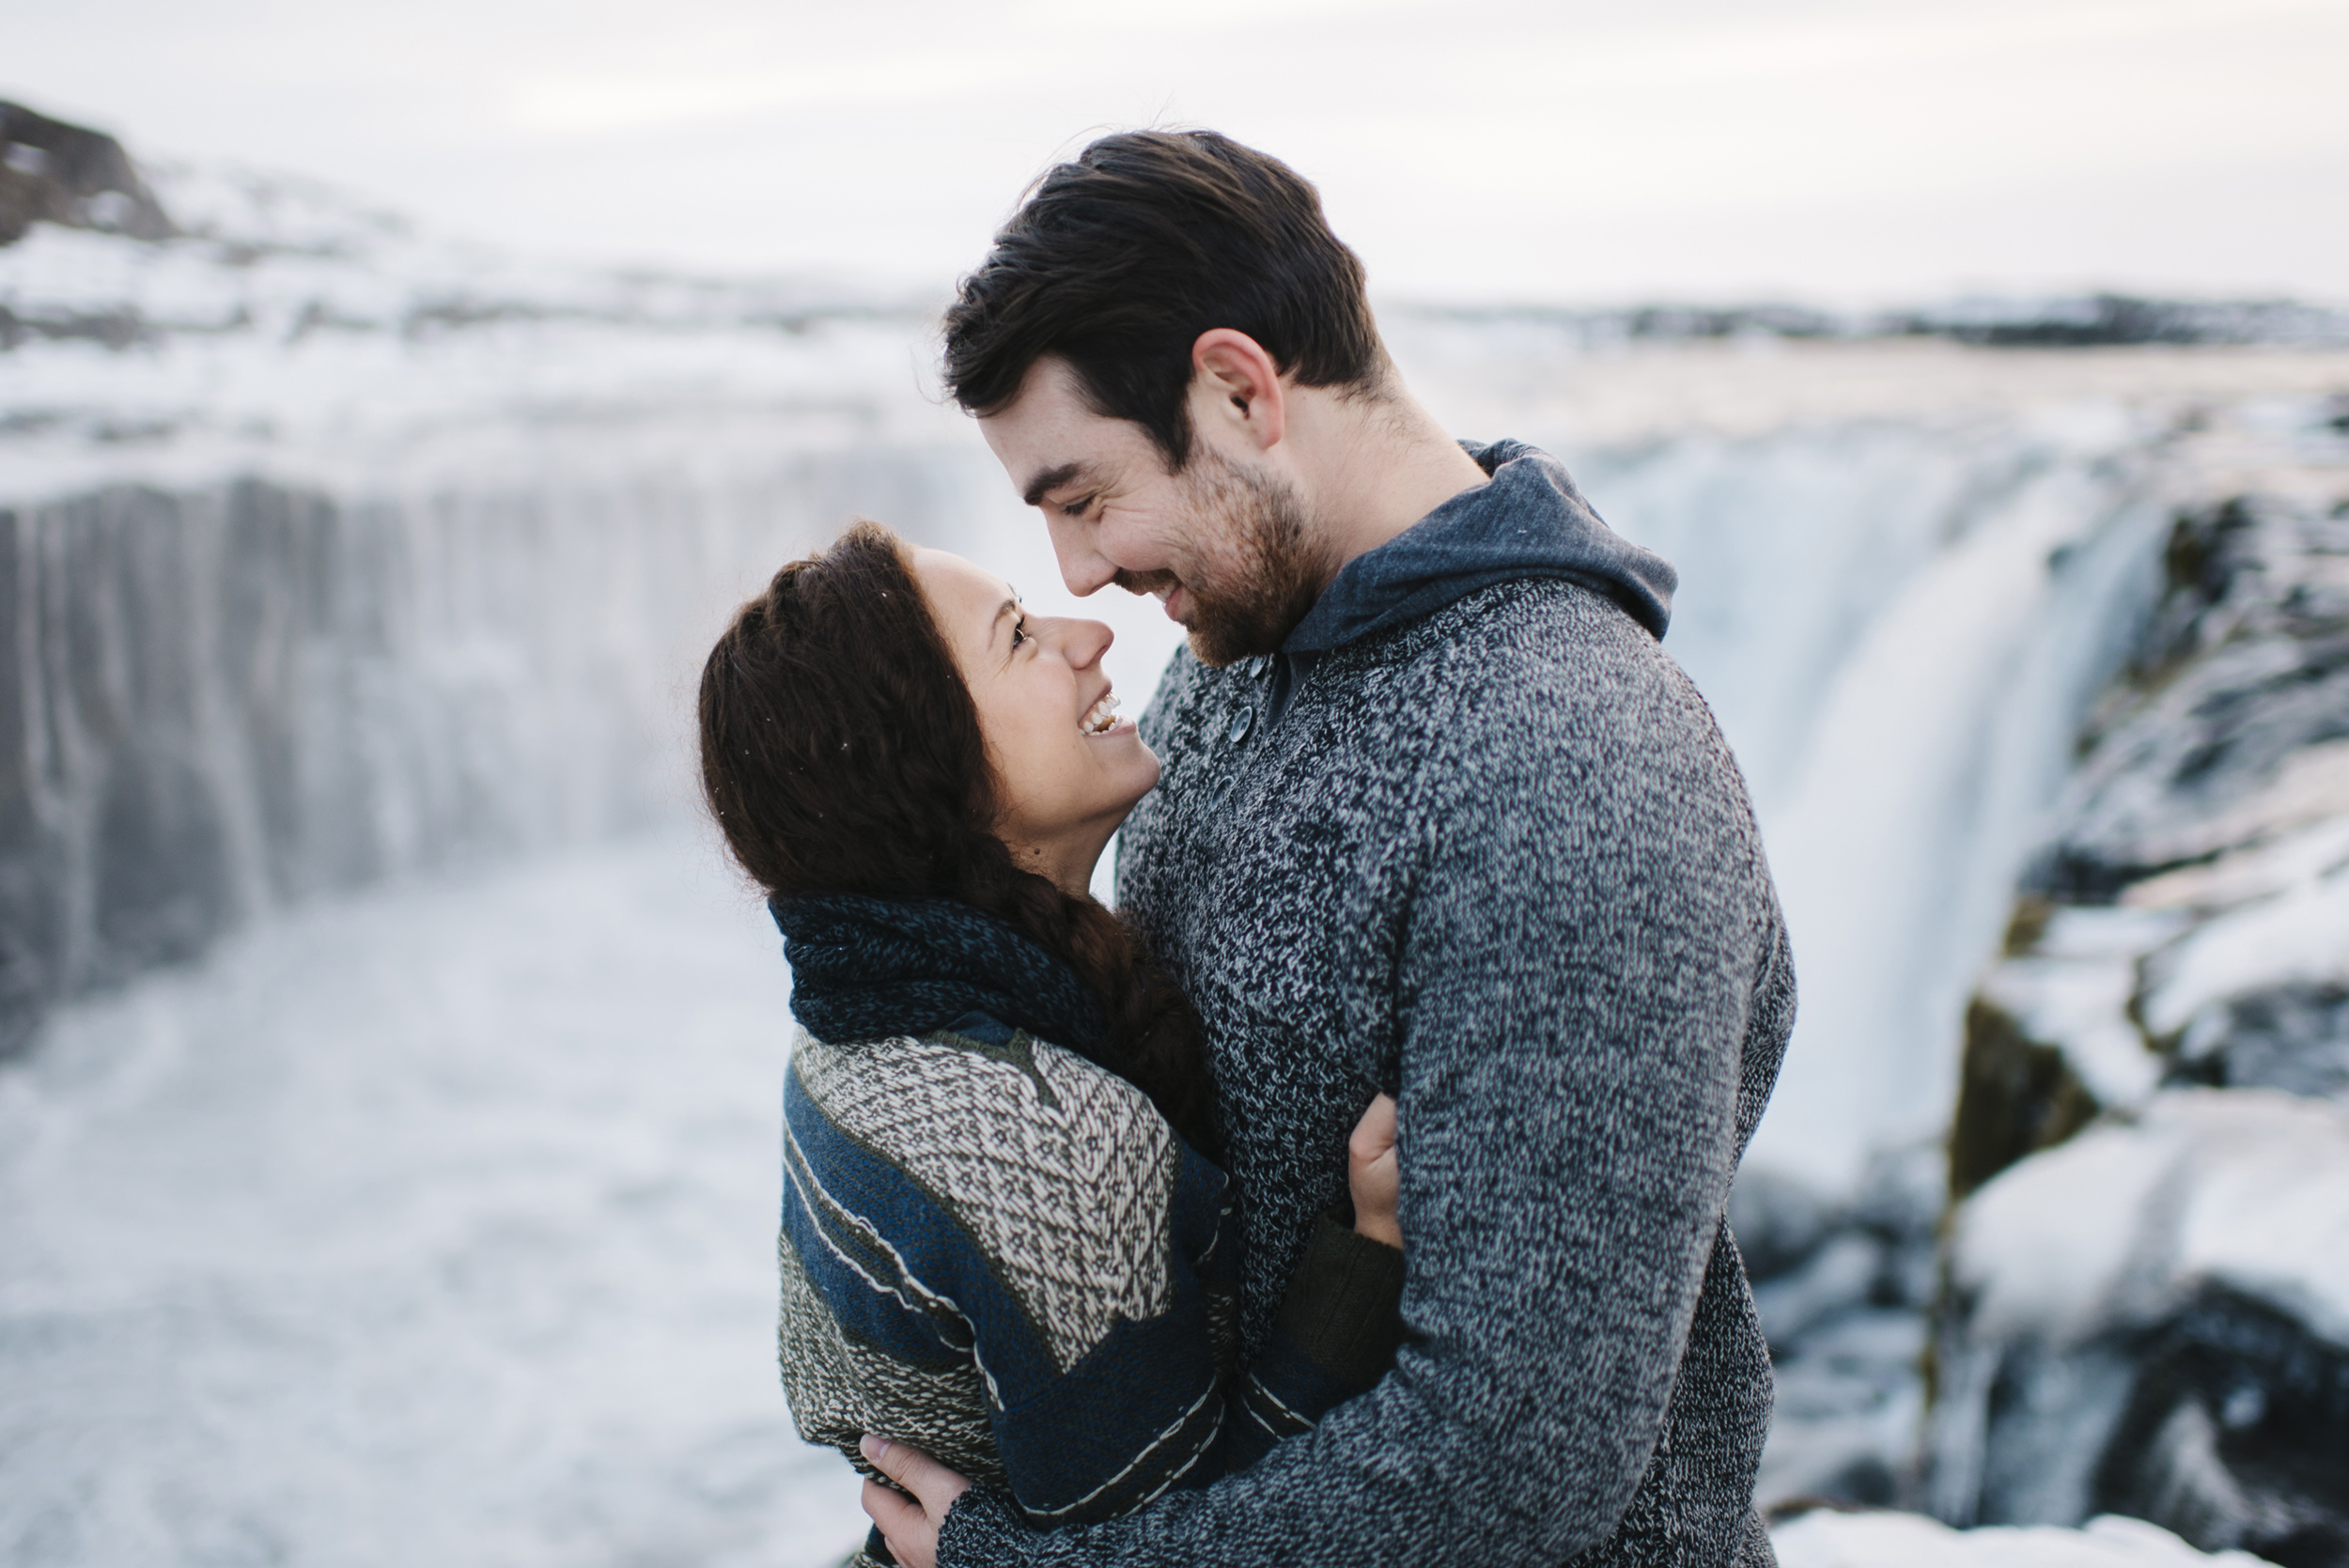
[1112, 453, 1330, 669]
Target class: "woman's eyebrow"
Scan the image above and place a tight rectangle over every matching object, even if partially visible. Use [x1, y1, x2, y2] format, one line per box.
[990, 598, 1020, 644]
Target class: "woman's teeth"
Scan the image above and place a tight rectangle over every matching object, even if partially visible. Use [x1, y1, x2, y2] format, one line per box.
[1081, 693, 1121, 736]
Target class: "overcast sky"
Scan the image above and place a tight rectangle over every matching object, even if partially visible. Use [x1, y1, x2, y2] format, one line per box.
[8, 0, 2346, 304]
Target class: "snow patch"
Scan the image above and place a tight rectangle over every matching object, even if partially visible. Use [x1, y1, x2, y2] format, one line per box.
[1773, 1511, 2268, 1568]
[2140, 865, 2349, 1040]
[1954, 1091, 2349, 1350]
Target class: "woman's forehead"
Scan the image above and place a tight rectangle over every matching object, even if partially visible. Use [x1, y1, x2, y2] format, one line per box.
[910, 548, 1016, 630]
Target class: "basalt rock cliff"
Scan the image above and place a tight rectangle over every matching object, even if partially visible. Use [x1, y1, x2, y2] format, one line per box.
[0, 102, 171, 248]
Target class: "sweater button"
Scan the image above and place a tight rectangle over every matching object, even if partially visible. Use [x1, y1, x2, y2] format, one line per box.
[1227, 705, 1254, 744]
[1247, 655, 1269, 678]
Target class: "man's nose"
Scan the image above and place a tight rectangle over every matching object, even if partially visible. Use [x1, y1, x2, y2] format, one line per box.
[1045, 512, 1119, 598]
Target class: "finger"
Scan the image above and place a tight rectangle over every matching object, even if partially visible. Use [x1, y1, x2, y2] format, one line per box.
[860, 1435, 970, 1515]
[1349, 1093, 1397, 1160]
[862, 1476, 925, 1537]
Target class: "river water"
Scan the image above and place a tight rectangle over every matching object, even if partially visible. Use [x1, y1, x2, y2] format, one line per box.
[0, 834, 869, 1566]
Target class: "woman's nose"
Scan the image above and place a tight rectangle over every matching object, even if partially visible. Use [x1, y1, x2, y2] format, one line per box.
[1044, 616, 1114, 670]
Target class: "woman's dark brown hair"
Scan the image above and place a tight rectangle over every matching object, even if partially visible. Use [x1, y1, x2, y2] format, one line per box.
[699, 520, 1220, 1159]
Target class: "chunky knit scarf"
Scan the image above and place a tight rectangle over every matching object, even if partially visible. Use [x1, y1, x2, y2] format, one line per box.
[768, 893, 1111, 1058]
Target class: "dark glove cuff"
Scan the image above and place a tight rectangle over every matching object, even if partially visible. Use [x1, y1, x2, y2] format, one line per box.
[1272, 1211, 1408, 1394]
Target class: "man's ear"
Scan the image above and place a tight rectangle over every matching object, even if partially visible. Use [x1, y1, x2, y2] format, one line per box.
[1189, 329, 1286, 453]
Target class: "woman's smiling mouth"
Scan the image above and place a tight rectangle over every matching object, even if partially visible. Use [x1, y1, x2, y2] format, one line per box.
[1081, 691, 1123, 736]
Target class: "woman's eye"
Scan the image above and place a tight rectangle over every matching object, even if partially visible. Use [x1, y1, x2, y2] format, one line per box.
[1010, 617, 1028, 649]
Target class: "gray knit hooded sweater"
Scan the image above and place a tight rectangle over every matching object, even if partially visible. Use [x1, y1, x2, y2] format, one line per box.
[939, 440, 1796, 1567]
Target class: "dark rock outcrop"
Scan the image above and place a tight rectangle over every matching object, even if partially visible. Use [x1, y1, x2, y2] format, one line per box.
[2039, 497, 2349, 906]
[1949, 986, 2102, 1202]
[2095, 1284, 2349, 1568]
[0, 101, 171, 246]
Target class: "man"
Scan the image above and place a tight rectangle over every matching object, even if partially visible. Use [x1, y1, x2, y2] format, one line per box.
[863, 129, 1794, 1567]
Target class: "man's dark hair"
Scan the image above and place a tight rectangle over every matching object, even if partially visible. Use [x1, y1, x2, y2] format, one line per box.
[942, 130, 1384, 470]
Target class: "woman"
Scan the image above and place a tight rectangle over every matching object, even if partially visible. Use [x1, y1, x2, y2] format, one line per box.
[699, 521, 1405, 1567]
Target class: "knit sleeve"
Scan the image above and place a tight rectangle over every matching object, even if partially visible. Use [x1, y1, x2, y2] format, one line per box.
[1222, 1213, 1406, 1467]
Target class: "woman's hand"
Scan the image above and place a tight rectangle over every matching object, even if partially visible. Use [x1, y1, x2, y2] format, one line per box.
[1347, 1093, 1401, 1251]
[859, 1435, 970, 1568]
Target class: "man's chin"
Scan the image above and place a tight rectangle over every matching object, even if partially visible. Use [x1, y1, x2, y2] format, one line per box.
[1185, 629, 1239, 670]
[1184, 623, 1277, 670]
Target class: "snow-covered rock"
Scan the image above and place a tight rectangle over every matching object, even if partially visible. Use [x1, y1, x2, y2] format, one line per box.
[1774, 1510, 2269, 1568]
[1951, 481, 2349, 1194]
[1739, 1141, 1944, 1510]
[2046, 495, 2349, 904]
[1935, 461, 2349, 1557]
[0, 101, 170, 247]
[1927, 1094, 2349, 1559]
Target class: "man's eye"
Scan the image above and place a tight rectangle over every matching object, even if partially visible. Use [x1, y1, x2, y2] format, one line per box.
[1060, 495, 1094, 520]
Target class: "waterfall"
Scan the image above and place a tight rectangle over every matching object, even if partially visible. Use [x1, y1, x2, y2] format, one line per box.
[1, 448, 989, 1052]
[1575, 410, 2169, 1188]
[1390, 324, 2198, 1188]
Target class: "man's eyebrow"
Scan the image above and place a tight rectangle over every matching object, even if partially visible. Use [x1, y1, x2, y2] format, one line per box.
[1021, 462, 1090, 509]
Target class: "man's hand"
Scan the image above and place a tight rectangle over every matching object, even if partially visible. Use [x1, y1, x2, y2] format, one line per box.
[1348, 1093, 1402, 1250]
[859, 1435, 972, 1568]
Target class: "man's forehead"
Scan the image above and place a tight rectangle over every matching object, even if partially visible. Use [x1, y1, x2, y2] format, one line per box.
[982, 357, 1158, 498]
[980, 357, 1088, 442]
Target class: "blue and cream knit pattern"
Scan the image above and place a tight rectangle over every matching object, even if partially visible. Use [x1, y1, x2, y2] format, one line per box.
[770, 896, 1404, 1558]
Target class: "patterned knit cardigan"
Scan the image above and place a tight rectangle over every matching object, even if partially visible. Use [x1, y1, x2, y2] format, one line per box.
[769, 897, 1405, 1560]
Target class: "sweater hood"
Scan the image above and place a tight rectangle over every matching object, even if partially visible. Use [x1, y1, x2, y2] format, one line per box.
[1281, 440, 1676, 656]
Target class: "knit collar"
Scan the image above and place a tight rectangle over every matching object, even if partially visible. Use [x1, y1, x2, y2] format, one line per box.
[768, 893, 1110, 1057]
